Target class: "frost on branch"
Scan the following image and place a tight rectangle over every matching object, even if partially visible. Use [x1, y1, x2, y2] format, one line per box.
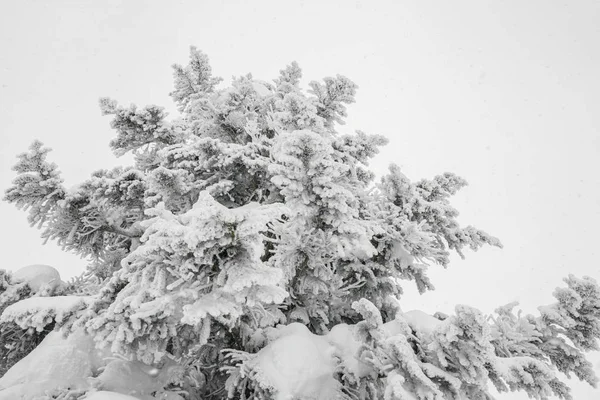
[274, 61, 302, 91]
[81, 192, 288, 363]
[378, 164, 502, 269]
[170, 46, 223, 112]
[539, 275, 600, 352]
[4, 144, 145, 262]
[269, 129, 387, 331]
[99, 98, 183, 157]
[3, 140, 65, 229]
[308, 74, 358, 128]
[486, 276, 600, 400]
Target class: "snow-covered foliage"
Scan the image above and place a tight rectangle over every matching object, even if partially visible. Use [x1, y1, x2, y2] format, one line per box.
[0, 265, 69, 376]
[1, 295, 93, 331]
[1, 47, 599, 400]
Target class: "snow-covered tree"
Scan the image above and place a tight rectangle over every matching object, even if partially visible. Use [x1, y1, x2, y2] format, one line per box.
[1, 47, 598, 400]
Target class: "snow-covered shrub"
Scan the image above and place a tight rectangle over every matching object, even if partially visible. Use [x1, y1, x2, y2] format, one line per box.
[1, 48, 598, 400]
[0, 265, 68, 377]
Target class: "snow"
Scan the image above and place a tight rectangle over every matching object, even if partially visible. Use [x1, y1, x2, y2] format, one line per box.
[85, 390, 185, 400]
[403, 310, 443, 336]
[326, 323, 371, 378]
[83, 392, 141, 400]
[242, 316, 437, 399]
[0, 295, 94, 331]
[248, 323, 341, 400]
[0, 327, 184, 399]
[182, 291, 242, 324]
[390, 241, 415, 268]
[0, 330, 110, 399]
[382, 318, 408, 337]
[385, 371, 419, 400]
[11, 264, 65, 292]
[242, 316, 434, 399]
[251, 81, 271, 97]
[0, 385, 28, 400]
[243, 319, 422, 398]
[92, 358, 184, 399]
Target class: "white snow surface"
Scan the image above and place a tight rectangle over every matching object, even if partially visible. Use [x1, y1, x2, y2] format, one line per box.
[327, 323, 372, 378]
[0, 295, 94, 330]
[83, 390, 184, 400]
[11, 264, 65, 292]
[0, 326, 183, 400]
[251, 81, 272, 97]
[248, 323, 341, 400]
[93, 358, 184, 399]
[390, 241, 415, 268]
[83, 392, 141, 400]
[403, 309, 443, 336]
[0, 330, 110, 399]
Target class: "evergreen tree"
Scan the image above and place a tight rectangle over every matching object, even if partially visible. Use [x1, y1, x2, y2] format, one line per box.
[1, 48, 598, 400]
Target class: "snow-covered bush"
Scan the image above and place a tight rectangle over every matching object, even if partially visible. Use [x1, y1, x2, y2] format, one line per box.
[0, 265, 67, 377]
[1, 48, 599, 400]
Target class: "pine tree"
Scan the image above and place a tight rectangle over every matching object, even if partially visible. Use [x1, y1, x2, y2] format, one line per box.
[1, 48, 598, 400]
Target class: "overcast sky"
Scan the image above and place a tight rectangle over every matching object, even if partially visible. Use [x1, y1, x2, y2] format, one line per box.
[1, 1, 599, 398]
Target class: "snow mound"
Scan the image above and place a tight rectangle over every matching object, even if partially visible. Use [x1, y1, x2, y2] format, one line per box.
[248, 323, 341, 400]
[0, 330, 110, 398]
[0, 327, 183, 399]
[0, 295, 94, 331]
[403, 310, 443, 337]
[11, 264, 65, 292]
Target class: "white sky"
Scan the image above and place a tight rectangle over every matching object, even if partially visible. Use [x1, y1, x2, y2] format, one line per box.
[1, 1, 599, 398]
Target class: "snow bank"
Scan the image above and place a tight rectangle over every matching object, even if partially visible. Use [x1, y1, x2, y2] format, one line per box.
[11, 264, 65, 292]
[0, 330, 110, 399]
[0, 295, 94, 331]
